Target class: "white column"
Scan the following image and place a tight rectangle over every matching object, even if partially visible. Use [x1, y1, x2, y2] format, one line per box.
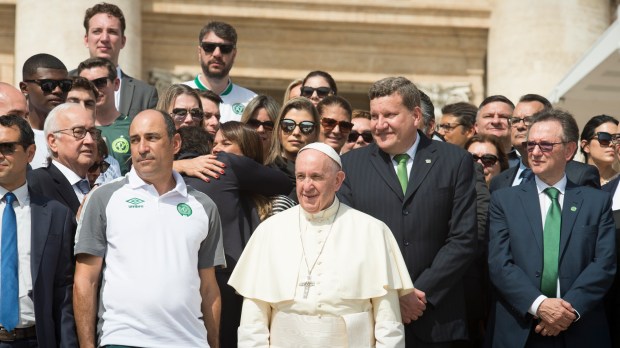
[14, 0, 141, 82]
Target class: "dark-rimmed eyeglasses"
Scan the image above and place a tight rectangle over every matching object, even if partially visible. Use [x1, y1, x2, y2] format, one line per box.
[347, 130, 373, 143]
[172, 108, 204, 122]
[280, 119, 316, 135]
[89, 77, 109, 89]
[436, 122, 462, 132]
[247, 119, 274, 131]
[88, 160, 110, 174]
[0, 142, 27, 156]
[523, 141, 565, 153]
[471, 153, 499, 167]
[509, 116, 533, 127]
[590, 131, 618, 147]
[53, 127, 102, 140]
[23, 79, 73, 93]
[200, 42, 235, 54]
[300, 86, 331, 98]
[320, 117, 353, 133]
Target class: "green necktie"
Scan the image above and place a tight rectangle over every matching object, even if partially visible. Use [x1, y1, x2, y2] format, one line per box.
[394, 154, 409, 194]
[541, 187, 561, 297]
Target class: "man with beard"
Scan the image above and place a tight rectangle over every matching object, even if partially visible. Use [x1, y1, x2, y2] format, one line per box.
[184, 21, 256, 123]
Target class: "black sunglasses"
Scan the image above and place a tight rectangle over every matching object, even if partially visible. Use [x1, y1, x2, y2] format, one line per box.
[23, 79, 73, 93]
[523, 141, 565, 153]
[200, 42, 235, 54]
[591, 131, 616, 147]
[300, 86, 331, 98]
[471, 154, 499, 167]
[347, 130, 373, 143]
[0, 142, 27, 156]
[247, 119, 274, 131]
[172, 108, 204, 122]
[88, 161, 111, 173]
[280, 119, 316, 135]
[89, 77, 109, 89]
[320, 117, 353, 133]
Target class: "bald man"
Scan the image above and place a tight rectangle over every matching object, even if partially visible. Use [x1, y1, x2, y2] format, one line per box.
[0, 82, 28, 118]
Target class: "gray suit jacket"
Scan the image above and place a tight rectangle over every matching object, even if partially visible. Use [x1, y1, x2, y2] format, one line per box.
[119, 71, 158, 118]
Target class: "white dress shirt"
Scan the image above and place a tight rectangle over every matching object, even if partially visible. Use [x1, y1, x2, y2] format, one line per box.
[390, 133, 421, 180]
[52, 160, 88, 202]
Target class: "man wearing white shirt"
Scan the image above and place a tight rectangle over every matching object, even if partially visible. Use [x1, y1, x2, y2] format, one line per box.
[487, 109, 616, 347]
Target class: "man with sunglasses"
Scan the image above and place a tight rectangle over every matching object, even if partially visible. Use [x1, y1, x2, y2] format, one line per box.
[183, 21, 256, 123]
[487, 109, 615, 347]
[340, 110, 373, 154]
[78, 57, 132, 175]
[0, 114, 77, 346]
[0, 82, 29, 119]
[27, 104, 99, 216]
[489, 94, 600, 192]
[81, 2, 158, 119]
[19, 53, 72, 170]
[339, 77, 478, 347]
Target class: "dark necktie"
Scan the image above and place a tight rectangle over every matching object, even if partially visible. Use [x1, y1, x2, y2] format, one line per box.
[76, 179, 91, 195]
[394, 154, 410, 194]
[520, 168, 533, 184]
[1, 192, 19, 331]
[541, 187, 561, 297]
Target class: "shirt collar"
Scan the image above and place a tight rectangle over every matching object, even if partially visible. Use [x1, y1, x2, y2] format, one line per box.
[391, 132, 420, 163]
[52, 160, 86, 184]
[116, 65, 123, 79]
[303, 197, 340, 221]
[127, 168, 188, 197]
[0, 182, 29, 208]
[194, 75, 234, 96]
[535, 174, 567, 195]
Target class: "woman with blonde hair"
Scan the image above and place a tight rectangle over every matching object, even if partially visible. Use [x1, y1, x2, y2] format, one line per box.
[156, 84, 203, 129]
[240, 95, 280, 161]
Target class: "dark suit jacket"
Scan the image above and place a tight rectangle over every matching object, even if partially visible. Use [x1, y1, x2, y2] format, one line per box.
[28, 189, 77, 347]
[119, 71, 158, 119]
[487, 180, 616, 347]
[602, 177, 620, 347]
[27, 163, 80, 215]
[338, 133, 478, 342]
[489, 160, 600, 193]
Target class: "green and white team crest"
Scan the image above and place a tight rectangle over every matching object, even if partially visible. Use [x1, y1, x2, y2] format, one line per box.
[126, 197, 145, 208]
[232, 103, 245, 115]
[112, 136, 130, 154]
[177, 203, 192, 217]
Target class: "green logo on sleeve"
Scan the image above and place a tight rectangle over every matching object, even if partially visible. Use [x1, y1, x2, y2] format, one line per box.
[177, 203, 192, 217]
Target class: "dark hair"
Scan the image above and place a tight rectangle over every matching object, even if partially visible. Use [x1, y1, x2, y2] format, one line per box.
[419, 90, 435, 125]
[199, 21, 237, 44]
[302, 71, 338, 95]
[177, 126, 212, 156]
[218, 121, 263, 163]
[529, 109, 580, 144]
[71, 76, 99, 99]
[0, 114, 35, 147]
[96, 136, 109, 159]
[441, 102, 477, 130]
[195, 89, 222, 106]
[316, 96, 352, 121]
[77, 57, 117, 80]
[465, 134, 509, 172]
[22, 54, 67, 79]
[518, 94, 553, 111]
[580, 114, 619, 162]
[368, 76, 420, 111]
[352, 109, 371, 120]
[84, 2, 126, 35]
[240, 95, 280, 123]
[478, 95, 515, 111]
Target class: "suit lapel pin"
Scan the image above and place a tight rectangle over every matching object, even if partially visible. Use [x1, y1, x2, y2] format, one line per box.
[570, 206, 577, 212]
[425, 159, 431, 163]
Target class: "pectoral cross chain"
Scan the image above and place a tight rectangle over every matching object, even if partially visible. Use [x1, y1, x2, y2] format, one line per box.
[298, 275, 315, 299]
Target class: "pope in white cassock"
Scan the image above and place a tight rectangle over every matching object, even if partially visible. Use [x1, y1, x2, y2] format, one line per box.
[229, 142, 415, 347]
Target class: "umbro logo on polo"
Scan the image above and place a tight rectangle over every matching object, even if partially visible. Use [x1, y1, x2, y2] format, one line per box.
[126, 198, 145, 208]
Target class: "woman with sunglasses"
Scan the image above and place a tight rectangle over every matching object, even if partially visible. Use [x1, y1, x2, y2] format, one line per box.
[300, 70, 337, 107]
[465, 135, 509, 186]
[89, 136, 121, 187]
[265, 97, 320, 184]
[157, 84, 204, 129]
[316, 95, 354, 153]
[240, 95, 280, 161]
[341, 110, 373, 154]
[580, 114, 619, 186]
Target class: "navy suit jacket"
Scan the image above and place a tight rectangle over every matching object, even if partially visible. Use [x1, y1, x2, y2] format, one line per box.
[118, 71, 158, 119]
[489, 160, 600, 193]
[29, 189, 77, 347]
[488, 179, 616, 347]
[338, 133, 478, 342]
[27, 164, 80, 216]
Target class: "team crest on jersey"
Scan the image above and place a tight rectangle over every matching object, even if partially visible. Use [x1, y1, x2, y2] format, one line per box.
[232, 103, 245, 115]
[126, 197, 145, 208]
[177, 203, 192, 217]
[112, 136, 130, 154]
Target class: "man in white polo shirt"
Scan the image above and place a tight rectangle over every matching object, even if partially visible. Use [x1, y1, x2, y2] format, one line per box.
[73, 109, 225, 348]
[184, 21, 256, 123]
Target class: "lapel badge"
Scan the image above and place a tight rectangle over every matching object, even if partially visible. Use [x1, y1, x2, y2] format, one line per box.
[425, 159, 431, 164]
[570, 206, 577, 212]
